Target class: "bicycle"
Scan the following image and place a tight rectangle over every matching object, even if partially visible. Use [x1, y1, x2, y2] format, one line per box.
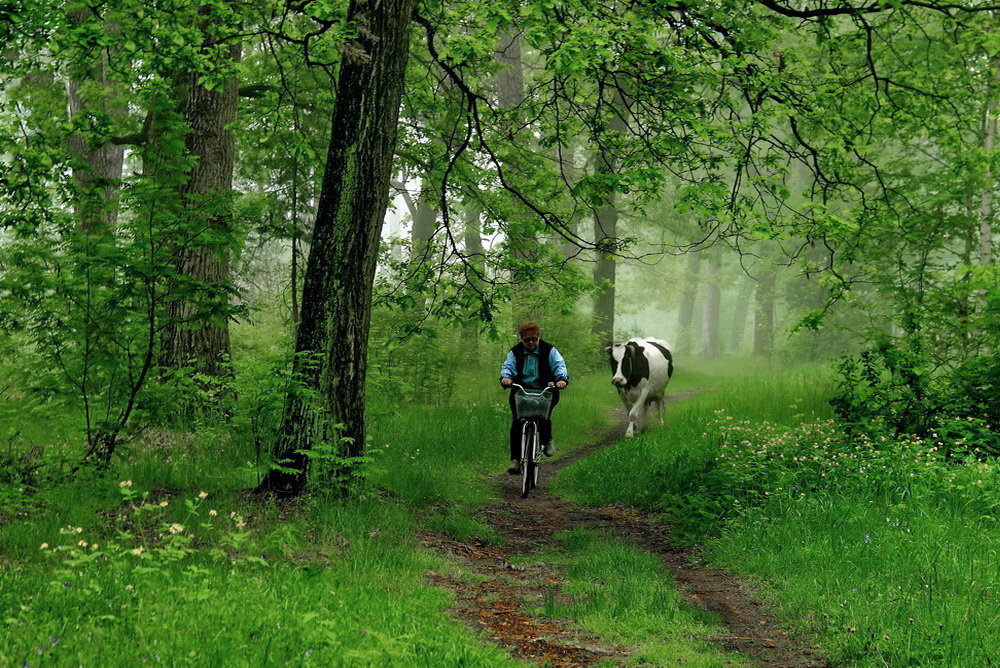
[510, 383, 555, 498]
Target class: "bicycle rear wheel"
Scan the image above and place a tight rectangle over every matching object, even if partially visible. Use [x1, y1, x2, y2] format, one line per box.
[521, 422, 537, 498]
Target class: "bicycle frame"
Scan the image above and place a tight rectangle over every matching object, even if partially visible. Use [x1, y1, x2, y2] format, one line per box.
[510, 384, 554, 498]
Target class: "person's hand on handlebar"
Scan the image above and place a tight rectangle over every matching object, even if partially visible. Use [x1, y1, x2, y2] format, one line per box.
[555, 380, 567, 389]
[501, 378, 513, 388]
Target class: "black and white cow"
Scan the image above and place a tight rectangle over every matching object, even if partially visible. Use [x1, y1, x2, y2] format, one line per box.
[605, 337, 674, 437]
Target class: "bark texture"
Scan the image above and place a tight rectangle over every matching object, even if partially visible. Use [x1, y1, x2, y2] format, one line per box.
[162, 43, 240, 377]
[258, 0, 415, 495]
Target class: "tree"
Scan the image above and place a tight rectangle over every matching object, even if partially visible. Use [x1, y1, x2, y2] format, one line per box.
[257, 0, 415, 495]
[161, 40, 242, 378]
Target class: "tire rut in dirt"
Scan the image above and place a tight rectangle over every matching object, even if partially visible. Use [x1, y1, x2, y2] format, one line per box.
[424, 399, 827, 667]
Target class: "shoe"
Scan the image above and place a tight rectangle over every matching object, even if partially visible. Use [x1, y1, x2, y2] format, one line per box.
[542, 441, 555, 456]
[507, 461, 522, 475]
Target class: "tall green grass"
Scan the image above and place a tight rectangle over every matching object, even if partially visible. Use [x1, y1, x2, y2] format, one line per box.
[0, 499, 517, 666]
[555, 359, 1000, 665]
[553, 363, 833, 526]
[0, 366, 626, 665]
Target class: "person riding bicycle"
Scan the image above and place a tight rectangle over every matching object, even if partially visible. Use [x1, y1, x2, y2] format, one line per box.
[500, 321, 569, 475]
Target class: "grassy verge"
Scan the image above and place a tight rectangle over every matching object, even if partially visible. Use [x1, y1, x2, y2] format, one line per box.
[554, 359, 1000, 665]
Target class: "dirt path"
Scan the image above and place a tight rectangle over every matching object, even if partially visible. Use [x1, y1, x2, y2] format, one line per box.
[422, 397, 827, 667]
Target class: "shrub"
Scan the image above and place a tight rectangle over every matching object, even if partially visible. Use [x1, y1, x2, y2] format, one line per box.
[831, 341, 1000, 457]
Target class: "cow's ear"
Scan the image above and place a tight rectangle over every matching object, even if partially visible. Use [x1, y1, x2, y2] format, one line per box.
[603, 344, 612, 352]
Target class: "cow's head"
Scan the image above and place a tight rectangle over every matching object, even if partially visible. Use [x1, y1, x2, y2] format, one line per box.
[605, 340, 648, 387]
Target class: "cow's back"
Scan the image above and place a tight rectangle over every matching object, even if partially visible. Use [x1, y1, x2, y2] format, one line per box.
[637, 337, 673, 394]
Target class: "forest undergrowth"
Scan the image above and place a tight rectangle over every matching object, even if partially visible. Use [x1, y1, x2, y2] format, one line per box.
[2, 351, 997, 665]
[556, 361, 1000, 666]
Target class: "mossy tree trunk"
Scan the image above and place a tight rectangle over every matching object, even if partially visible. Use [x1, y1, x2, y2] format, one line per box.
[65, 14, 126, 235]
[257, 0, 414, 495]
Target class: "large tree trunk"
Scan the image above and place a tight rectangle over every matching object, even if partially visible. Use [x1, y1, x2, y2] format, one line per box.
[701, 249, 721, 358]
[257, 0, 414, 495]
[676, 252, 701, 355]
[161, 43, 241, 377]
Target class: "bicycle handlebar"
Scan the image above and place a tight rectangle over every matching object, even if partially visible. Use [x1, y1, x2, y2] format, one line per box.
[507, 382, 556, 394]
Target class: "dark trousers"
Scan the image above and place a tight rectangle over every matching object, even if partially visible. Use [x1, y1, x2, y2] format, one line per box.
[508, 388, 560, 460]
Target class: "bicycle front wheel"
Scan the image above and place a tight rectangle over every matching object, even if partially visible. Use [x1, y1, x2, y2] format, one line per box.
[521, 421, 537, 498]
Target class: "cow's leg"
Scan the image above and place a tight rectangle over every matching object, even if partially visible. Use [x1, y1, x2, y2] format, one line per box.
[618, 390, 635, 437]
[626, 387, 649, 437]
[654, 394, 665, 425]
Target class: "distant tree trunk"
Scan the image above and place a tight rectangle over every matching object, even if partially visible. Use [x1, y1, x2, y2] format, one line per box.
[462, 202, 484, 362]
[495, 32, 523, 110]
[161, 43, 241, 377]
[591, 185, 618, 343]
[556, 141, 580, 260]
[66, 9, 125, 234]
[257, 0, 414, 496]
[753, 265, 777, 357]
[494, 32, 536, 327]
[729, 275, 753, 353]
[591, 89, 627, 343]
[677, 252, 701, 354]
[410, 183, 438, 274]
[978, 55, 1000, 269]
[701, 250, 721, 358]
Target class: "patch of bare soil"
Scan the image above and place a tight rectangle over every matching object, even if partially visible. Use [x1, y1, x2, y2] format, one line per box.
[422, 393, 828, 667]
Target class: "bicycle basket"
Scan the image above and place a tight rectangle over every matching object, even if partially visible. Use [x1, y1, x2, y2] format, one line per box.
[514, 390, 553, 419]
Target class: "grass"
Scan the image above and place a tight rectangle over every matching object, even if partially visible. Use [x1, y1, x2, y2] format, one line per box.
[0, 499, 518, 666]
[553, 357, 1000, 666]
[367, 371, 621, 510]
[0, 353, 760, 665]
[530, 528, 750, 666]
[712, 494, 1000, 666]
[20, 343, 996, 665]
[552, 361, 834, 529]
[0, 358, 635, 665]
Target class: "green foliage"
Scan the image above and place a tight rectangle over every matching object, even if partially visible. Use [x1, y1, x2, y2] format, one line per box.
[832, 341, 1000, 456]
